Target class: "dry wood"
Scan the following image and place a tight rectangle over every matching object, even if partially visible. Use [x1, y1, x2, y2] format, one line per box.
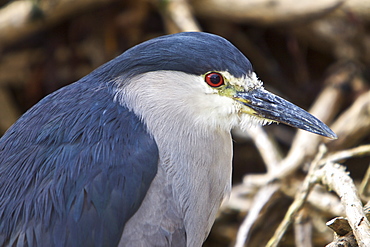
[320, 162, 370, 247]
[265, 145, 327, 247]
[0, 0, 118, 50]
[191, 0, 344, 25]
[326, 231, 358, 247]
[234, 182, 281, 247]
[157, 0, 200, 33]
[328, 91, 370, 150]
[292, 18, 370, 62]
[285, 180, 344, 217]
[231, 60, 369, 246]
[245, 126, 283, 172]
[267, 145, 370, 247]
[323, 145, 370, 164]
[231, 61, 346, 246]
[359, 165, 370, 200]
[294, 209, 314, 247]
[339, 0, 370, 21]
[327, 217, 353, 236]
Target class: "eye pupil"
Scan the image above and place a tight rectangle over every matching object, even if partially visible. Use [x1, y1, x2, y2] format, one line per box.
[205, 72, 224, 87]
[209, 74, 220, 84]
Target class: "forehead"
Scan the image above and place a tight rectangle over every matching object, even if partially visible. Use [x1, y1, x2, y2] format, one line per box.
[115, 32, 254, 79]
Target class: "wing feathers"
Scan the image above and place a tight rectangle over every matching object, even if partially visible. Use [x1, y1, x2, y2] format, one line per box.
[0, 81, 159, 246]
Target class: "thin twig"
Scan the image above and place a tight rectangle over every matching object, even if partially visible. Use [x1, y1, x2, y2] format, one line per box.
[246, 126, 283, 172]
[328, 91, 370, 150]
[294, 209, 313, 247]
[322, 144, 370, 164]
[359, 164, 370, 199]
[234, 182, 280, 247]
[266, 145, 327, 247]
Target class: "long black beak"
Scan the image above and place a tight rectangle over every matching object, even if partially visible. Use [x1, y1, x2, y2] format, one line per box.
[235, 89, 337, 139]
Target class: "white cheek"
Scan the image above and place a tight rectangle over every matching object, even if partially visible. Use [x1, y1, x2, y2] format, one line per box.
[191, 94, 234, 128]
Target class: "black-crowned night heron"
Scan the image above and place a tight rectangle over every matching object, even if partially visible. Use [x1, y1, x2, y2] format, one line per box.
[0, 32, 336, 246]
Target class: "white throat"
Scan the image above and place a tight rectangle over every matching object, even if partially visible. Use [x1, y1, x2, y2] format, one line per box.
[114, 70, 235, 245]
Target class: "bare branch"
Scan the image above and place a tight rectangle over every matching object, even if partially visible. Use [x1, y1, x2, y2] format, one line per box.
[294, 210, 314, 247]
[158, 0, 200, 33]
[266, 145, 327, 247]
[246, 126, 283, 172]
[0, 0, 118, 50]
[323, 145, 370, 164]
[320, 163, 370, 247]
[234, 182, 280, 247]
[359, 165, 370, 199]
[328, 91, 370, 150]
[191, 0, 344, 25]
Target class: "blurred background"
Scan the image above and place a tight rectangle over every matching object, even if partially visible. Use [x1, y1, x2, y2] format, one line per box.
[0, 0, 370, 246]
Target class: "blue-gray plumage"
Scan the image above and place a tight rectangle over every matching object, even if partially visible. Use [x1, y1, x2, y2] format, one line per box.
[0, 80, 158, 246]
[93, 32, 253, 81]
[0, 32, 336, 247]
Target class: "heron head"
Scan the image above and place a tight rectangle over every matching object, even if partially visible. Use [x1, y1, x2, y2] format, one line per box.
[110, 32, 336, 139]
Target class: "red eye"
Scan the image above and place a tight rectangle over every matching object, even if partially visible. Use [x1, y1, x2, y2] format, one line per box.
[205, 72, 224, 87]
